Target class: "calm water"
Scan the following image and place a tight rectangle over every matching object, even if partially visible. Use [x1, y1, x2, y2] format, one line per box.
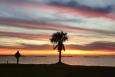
[0, 56, 115, 66]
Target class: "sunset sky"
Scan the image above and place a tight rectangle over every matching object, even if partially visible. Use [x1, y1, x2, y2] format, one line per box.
[0, 0, 115, 56]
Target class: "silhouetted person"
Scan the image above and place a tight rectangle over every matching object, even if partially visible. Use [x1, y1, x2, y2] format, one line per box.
[15, 51, 21, 64]
[50, 31, 68, 64]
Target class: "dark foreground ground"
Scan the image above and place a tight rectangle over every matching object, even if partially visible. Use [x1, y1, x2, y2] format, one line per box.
[0, 63, 115, 77]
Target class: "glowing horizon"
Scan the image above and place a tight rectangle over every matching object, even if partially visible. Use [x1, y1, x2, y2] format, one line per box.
[0, 48, 115, 56]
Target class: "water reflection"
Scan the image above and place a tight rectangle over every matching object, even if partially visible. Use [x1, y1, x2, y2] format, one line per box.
[0, 56, 115, 66]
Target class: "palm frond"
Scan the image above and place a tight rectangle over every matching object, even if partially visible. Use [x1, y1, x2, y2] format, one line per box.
[50, 31, 68, 44]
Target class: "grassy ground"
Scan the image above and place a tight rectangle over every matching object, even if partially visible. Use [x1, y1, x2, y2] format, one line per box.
[0, 63, 115, 77]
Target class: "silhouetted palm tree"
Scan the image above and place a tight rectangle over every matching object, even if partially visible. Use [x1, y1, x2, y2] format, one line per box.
[50, 31, 68, 64]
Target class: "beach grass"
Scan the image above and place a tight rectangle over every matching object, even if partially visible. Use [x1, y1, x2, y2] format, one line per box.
[0, 63, 115, 77]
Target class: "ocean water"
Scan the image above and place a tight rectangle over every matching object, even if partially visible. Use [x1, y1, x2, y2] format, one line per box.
[0, 56, 115, 67]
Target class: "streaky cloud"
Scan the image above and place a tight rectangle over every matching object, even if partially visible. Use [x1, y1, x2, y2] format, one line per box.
[67, 41, 115, 51]
[1, 0, 115, 13]
[0, 31, 50, 40]
[0, 19, 95, 33]
[0, 41, 115, 51]
[50, 0, 114, 13]
[0, 44, 52, 50]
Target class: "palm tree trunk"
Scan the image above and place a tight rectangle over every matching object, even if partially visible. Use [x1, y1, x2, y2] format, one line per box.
[58, 50, 62, 64]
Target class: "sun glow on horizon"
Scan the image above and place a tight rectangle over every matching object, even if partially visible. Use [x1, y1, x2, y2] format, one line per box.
[63, 50, 115, 56]
[0, 48, 115, 56]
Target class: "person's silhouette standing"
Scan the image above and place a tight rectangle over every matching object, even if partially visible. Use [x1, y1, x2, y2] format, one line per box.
[15, 51, 21, 64]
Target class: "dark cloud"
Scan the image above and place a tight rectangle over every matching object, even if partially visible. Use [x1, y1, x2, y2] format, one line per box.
[0, 0, 115, 13]
[67, 41, 115, 51]
[50, 0, 114, 13]
[93, 6, 113, 13]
